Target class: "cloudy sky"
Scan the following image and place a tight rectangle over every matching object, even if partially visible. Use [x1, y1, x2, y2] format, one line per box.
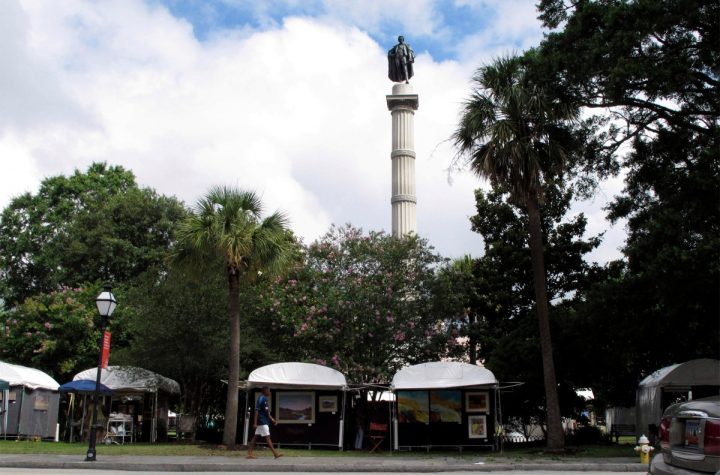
[0, 0, 626, 262]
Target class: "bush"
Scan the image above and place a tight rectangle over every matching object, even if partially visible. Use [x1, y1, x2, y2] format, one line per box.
[565, 426, 611, 445]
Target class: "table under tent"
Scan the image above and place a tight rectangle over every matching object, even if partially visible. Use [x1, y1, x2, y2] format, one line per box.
[59, 380, 113, 442]
[636, 358, 720, 439]
[73, 366, 180, 442]
[0, 361, 60, 440]
[242, 362, 348, 450]
[391, 361, 500, 451]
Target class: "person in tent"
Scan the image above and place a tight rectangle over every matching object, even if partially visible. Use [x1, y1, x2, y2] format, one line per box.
[246, 386, 282, 459]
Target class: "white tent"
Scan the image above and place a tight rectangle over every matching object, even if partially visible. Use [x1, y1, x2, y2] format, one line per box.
[0, 362, 60, 390]
[243, 362, 348, 448]
[73, 366, 179, 442]
[391, 361, 498, 390]
[74, 366, 180, 394]
[247, 362, 347, 389]
[0, 361, 60, 439]
[390, 362, 500, 451]
[636, 358, 720, 438]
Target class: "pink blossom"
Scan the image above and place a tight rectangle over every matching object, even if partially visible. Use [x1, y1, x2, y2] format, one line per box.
[44, 322, 53, 330]
[394, 331, 405, 342]
[331, 355, 341, 368]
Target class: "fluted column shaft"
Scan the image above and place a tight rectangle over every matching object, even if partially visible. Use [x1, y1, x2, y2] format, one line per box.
[386, 83, 419, 237]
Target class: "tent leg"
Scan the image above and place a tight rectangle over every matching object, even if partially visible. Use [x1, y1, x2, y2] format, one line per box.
[339, 390, 347, 451]
[242, 389, 250, 446]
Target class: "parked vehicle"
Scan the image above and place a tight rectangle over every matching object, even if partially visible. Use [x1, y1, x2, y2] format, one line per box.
[649, 396, 720, 475]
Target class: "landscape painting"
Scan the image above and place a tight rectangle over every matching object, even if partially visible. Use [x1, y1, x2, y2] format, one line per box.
[465, 391, 489, 413]
[318, 395, 338, 413]
[397, 390, 429, 424]
[430, 390, 461, 423]
[276, 392, 315, 424]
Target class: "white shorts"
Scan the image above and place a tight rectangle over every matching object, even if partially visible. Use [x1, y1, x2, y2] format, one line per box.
[254, 424, 270, 437]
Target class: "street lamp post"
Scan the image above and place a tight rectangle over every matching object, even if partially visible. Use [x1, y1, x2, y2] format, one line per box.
[85, 284, 116, 462]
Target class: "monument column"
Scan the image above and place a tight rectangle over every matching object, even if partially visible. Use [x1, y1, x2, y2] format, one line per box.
[386, 82, 419, 237]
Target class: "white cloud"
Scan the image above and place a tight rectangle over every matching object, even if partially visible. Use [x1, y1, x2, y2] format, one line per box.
[0, 0, 625, 262]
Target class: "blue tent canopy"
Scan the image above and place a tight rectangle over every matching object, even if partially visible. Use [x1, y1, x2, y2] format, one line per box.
[59, 379, 112, 395]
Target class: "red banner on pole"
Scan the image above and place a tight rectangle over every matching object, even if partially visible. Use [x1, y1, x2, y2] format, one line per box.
[101, 331, 111, 369]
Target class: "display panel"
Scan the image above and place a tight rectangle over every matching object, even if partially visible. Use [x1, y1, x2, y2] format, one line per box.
[318, 396, 338, 413]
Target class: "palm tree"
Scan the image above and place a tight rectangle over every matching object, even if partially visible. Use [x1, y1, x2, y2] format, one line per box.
[175, 186, 293, 449]
[453, 55, 577, 451]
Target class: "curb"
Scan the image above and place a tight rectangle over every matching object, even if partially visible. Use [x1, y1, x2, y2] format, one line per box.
[0, 459, 649, 472]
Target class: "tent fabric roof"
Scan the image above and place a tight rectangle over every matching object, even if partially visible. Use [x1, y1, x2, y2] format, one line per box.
[59, 379, 113, 395]
[73, 366, 180, 394]
[391, 361, 498, 390]
[638, 358, 720, 388]
[247, 362, 347, 389]
[0, 361, 60, 390]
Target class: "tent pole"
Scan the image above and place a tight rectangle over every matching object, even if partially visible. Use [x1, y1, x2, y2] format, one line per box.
[496, 386, 503, 453]
[152, 391, 158, 443]
[242, 387, 250, 446]
[339, 389, 346, 451]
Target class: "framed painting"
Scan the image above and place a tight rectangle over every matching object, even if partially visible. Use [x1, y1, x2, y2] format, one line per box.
[468, 415, 487, 439]
[465, 391, 489, 413]
[276, 392, 315, 424]
[318, 395, 338, 413]
[430, 390, 461, 423]
[34, 395, 49, 411]
[397, 390, 429, 424]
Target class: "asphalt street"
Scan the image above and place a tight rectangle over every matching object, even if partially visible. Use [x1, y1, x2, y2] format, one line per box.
[0, 471, 639, 475]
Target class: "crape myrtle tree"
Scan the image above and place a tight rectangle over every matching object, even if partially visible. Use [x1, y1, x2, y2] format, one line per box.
[534, 0, 719, 403]
[175, 186, 295, 449]
[0, 282, 130, 383]
[0, 162, 185, 306]
[453, 54, 580, 451]
[259, 225, 456, 386]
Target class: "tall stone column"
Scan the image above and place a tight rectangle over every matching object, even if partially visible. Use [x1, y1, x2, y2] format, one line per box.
[386, 83, 419, 237]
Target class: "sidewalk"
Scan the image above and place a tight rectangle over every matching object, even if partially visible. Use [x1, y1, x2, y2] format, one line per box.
[0, 453, 648, 472]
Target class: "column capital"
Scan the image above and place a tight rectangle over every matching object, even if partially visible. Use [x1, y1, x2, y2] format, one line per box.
[386, 94, 419, 111]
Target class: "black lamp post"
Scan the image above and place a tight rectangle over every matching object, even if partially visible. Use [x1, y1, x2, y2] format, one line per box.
[85, 284, 116, 462]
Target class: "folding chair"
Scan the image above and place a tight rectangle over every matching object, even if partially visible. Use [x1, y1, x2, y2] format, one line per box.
[367, 422, 387, 453]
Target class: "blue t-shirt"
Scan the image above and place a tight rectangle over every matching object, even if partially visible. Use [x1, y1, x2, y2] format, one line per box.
[256, 394, 271, 426]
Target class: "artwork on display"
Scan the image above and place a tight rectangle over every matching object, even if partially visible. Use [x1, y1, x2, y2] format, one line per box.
[430, 390, 461, 423]
[276, 392, 315, 424]
[465, 391, 489, 413]
[397, 390, 429, 424]
[467, 415, 487, 439]
[318, 396, 338, 413]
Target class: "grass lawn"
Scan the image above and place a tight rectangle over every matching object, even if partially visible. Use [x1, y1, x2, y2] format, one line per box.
[0, 440, 636, 458]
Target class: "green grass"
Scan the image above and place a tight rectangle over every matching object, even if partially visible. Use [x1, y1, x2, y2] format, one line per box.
[0, 440, 635, 458]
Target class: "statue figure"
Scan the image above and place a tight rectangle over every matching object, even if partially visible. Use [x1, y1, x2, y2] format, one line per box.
[388, 36, 415, 83]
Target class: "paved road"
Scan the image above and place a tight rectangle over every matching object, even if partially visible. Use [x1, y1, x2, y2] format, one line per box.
[0, 471, 637, 475]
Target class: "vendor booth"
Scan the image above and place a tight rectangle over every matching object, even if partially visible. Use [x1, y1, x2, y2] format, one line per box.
[0, 361, 60, 440]
[59, 380, 113, 442]
[391, 361, 499, 451]
[243, 362, 348, 449]
[73, 366, 180, 442]
[0, 379, 8, 439]
[636, 358, 720, 438]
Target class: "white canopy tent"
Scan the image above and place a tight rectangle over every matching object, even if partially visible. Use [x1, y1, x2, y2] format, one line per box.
[636, 358, 720, 437]
[391, 361, 498, 390]
[0, 361, 60, 439]
[74, 366, 180, 395]
[73, 366, 180, 442]
[243, 362, 348, 448]
[0, 362, 60, 391]
[390, 361, 500, 451]
[247, 362, 348, 390]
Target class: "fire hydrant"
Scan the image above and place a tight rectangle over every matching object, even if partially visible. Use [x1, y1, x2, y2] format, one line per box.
[634, 434, 655, 464]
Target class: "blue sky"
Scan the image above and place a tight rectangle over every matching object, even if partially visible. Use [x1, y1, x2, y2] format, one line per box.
[152, 0, 534, 62]
[1, 0, 626, 263]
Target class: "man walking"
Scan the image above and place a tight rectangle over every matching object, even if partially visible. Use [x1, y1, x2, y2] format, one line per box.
[247, 386, 282, 459]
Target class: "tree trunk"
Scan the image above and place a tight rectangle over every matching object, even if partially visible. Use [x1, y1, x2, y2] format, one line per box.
[526, 190, 565, 452]
[467, 309, 477, 365]
[222, 270, 241, 448]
